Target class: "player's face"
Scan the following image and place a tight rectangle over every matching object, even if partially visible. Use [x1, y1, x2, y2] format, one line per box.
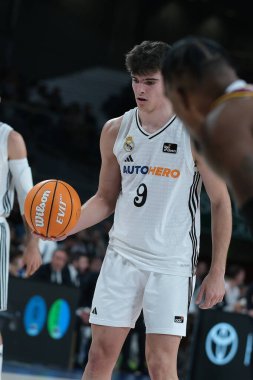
[131, 71, 167, 111]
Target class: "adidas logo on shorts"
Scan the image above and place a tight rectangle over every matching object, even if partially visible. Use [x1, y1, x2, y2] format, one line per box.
[174, 316, 184, 323]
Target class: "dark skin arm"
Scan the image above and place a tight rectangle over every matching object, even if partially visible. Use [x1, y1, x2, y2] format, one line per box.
[203, 98, 253, 208]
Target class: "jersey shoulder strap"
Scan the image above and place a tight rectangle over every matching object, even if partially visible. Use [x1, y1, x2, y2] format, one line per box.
[0, 123, 13, 160]
[211, 89, 253, 109]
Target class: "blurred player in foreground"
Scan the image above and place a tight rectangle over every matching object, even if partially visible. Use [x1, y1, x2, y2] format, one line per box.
[162, 36, 253, 234]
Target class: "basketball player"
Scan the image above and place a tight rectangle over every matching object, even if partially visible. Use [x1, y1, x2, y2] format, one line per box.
[36, 41, 232, 380]
[0, 119, 42, 377]
[162, 36, 253, 234]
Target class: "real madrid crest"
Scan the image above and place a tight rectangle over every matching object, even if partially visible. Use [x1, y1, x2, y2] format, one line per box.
[124, 136, 135, 152]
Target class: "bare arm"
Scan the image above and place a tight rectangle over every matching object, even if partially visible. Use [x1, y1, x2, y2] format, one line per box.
[8, 131, 42, 275]
[193, 148, 232, 309]
[204, 102, 253, 207]
[67, 117, 122, 235]
[8, 130, 27, 159]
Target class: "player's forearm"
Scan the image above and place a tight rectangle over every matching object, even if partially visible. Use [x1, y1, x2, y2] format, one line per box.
[209, 197, 232, 275]
[68, 193, 116, 235]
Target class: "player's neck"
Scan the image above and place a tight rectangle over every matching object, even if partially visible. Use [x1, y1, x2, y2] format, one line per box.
[138, 102, 174, 134]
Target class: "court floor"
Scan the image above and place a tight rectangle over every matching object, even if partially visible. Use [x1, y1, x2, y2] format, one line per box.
[3, 376, 74, 380]
[2, 361, 149, 380]
[2, 361, 82, 380]
[2, 373, 147, 380]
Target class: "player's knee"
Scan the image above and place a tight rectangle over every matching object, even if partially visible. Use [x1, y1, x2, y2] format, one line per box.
[88, 345, 106, 366]
[87, 340, 116, 370]
[146, 351, 178, 380]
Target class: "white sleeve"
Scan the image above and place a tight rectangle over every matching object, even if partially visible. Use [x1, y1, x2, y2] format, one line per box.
[9, 158, 33, 215]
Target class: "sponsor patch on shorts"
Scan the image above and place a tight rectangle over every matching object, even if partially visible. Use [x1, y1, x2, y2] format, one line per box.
[174, 316, 184, 323]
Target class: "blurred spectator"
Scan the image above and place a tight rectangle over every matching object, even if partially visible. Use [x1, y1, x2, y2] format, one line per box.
[9, 245, 25, 278]
[223, 265, 246, 313]
[39, 239, 58, 263]
[74, 256, 103, 367]
[27, 82, 49, 107]
[67, 251, 90, 287]
[67, 251, 82, 287]
[77, 254, 90, 284]
[79, 256, 103, 307]
[101, 219, 113, 246]
[246, 282, 253, 317]
[89, 228, 106, 258]
[73, 228, 105, 258]
[31, 248, 71, 286]
[60, 235, 87, 255]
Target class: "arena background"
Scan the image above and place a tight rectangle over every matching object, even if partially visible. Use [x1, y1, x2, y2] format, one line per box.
[0, 1, 253, 379]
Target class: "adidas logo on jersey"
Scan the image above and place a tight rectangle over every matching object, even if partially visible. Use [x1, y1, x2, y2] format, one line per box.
[92, 307, 97, 315]
[174, 316, 184, 323]
[124, 155, 134, 162]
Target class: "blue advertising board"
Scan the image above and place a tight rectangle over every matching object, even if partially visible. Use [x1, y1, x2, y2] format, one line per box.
[2, 277, 80, 368]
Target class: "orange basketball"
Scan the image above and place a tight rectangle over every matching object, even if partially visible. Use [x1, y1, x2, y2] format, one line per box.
[24, 179, 81, 238]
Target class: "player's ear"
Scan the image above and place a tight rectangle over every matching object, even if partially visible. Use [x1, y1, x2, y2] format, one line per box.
[177, 86, 190, 110]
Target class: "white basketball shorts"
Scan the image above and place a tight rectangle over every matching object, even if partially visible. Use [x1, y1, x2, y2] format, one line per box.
[89, 249, 195, 336]
[0, 217, 10, 311]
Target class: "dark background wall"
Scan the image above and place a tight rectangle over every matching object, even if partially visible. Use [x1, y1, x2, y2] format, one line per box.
[0, 0, 253, 79]
[0, 0, 252, 266]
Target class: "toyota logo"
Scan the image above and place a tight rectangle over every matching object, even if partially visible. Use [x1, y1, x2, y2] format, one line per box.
[205, 323, 238, 365]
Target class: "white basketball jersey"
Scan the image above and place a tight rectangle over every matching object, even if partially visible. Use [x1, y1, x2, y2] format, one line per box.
[0, 123, 15, 217]
[109, 108, 202, 276]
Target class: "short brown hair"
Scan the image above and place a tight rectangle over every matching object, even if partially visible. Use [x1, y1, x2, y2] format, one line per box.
[125, 40, 170, 76]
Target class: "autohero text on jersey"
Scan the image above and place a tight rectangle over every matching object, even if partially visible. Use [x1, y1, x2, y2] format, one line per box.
[123, 165, 180, 178]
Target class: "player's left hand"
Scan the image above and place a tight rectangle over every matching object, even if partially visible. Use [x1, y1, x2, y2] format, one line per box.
[195, 271, 225, 309]
[22, 241, 42, 277]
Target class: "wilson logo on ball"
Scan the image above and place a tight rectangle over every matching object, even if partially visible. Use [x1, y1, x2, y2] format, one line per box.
[35, 190, 51, 227]
[24, 179, 81, 238]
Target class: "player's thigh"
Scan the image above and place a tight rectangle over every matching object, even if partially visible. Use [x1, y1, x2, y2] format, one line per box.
[143, 273, 195, 336]
[90, 249, 147, 327]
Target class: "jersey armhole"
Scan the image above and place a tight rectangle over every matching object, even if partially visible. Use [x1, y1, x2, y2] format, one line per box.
[113, 108, 136, 157]
[0, 123, 13, 160]
[182, 127, 195, 173]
